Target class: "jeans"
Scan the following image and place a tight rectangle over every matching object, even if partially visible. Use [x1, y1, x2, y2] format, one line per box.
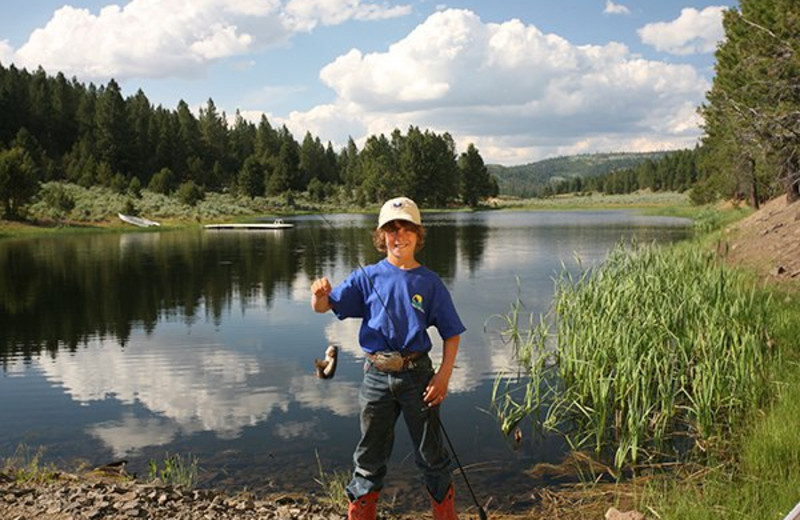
[346, 354, 454, 503]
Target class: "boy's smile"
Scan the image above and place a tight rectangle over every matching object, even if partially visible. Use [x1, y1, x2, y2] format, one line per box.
[382, 221, 420, 268]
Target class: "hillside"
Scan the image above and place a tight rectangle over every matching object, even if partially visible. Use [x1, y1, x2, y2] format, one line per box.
[488, 151, 673, 197]
[725, 196, 800, 284]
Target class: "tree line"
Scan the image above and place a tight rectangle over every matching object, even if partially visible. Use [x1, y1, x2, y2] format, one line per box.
[0, 63, 498, 220]
[504, 0, 799, 207]
[569, 0, 795, 207]
[543, 148, 704, 200]
[589, 0, 799, 207]
[698, 0, 799, 207]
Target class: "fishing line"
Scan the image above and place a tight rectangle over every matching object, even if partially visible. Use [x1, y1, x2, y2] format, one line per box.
[315, 213, 404, 348]
[314, 211, 488, 519]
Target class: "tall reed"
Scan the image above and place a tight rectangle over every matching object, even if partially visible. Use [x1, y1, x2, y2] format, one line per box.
[492, 240, 774, 473]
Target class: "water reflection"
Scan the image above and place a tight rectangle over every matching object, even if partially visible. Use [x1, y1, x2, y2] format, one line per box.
[0, 210, 690, 508]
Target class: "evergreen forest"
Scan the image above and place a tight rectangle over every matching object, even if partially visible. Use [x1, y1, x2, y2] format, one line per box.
[0, 64, 497, 220]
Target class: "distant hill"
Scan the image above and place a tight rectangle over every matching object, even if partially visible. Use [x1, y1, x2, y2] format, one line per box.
[488, 151, 674, 197]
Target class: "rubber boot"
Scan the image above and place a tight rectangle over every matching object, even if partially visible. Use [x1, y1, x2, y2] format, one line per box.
[347, 490, 379, 520]
[430, 484, 458, 520]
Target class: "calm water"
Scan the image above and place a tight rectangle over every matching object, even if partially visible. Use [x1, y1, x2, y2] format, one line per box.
[0, 210, 690, 510]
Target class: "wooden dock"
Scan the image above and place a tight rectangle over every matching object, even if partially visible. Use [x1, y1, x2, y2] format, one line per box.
[204, 220, 293, 230]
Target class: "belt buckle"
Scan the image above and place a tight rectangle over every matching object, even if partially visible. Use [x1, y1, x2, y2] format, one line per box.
[372, 351, 406, 372]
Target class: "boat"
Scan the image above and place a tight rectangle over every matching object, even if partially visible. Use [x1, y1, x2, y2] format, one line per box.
[118, 213, 161, 228]
[204, 219, 293, 230]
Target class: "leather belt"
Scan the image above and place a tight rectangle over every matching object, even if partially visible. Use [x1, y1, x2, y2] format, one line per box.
[366, 351, 427, 372]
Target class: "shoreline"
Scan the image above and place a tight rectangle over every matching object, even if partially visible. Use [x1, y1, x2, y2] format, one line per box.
[0, 465, 631, 520]
[1, 190, 696, 240]
[0, 469, 345, 520]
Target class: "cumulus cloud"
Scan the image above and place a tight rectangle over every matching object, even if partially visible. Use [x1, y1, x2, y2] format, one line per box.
[284, 8, 708, 164]
[604, 1, 631, 15]
[638, 6, 726, 55]
[283, 0, 413, 32]
[0, 39, 13, 64]
[8, 0, 410, 81]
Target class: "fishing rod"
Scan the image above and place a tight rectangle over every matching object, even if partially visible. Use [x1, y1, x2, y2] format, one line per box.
[312, 211, 489, 520]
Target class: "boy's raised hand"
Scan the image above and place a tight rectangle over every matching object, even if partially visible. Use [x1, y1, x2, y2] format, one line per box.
[311, 277, 332, 296]
[311, 277, 333, 312]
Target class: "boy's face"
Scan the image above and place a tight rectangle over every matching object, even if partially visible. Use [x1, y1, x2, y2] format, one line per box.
[381, 220, 419, 261]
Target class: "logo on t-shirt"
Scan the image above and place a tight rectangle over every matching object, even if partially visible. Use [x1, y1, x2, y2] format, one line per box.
[411, 294, 424, 312]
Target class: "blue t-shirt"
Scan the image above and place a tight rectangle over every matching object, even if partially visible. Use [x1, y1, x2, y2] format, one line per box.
[329, 259, 466, 354]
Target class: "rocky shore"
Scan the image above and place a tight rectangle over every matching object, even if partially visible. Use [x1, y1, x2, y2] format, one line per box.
[1, 469, 654, 520]
[0, 472, 345, 520]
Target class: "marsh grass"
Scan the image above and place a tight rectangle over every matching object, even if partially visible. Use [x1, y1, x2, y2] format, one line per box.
[314, 450, 350, 510]
[648, 291, 800, 518]
[492, 240, 776, 475]
[2, 444, 59, 483]
[147, 452, 200, 488]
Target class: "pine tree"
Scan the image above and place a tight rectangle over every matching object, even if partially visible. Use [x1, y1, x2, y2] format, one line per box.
[459, 143, 493, 207]
[700, 0, 800, 204]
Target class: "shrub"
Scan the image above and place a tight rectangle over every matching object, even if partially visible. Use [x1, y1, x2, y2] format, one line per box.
[177, 180, 205, 206]
[148, 168, 176, 195]
[128, 177, 142, 198]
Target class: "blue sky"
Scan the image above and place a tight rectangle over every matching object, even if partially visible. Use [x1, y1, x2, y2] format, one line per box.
[0, 0, 735, 165]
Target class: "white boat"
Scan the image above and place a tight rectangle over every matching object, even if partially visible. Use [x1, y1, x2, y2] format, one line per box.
[204, 219, 293, 230]
[118, 213, 161, 228]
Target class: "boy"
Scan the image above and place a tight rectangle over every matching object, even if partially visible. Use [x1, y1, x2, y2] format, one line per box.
[311, 196, 465, 520]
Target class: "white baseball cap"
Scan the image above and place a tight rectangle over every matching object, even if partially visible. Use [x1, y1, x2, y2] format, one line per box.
[377, 197, 422, 229]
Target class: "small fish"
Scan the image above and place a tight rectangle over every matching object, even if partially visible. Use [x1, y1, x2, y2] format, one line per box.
[314, 345, 338, 379]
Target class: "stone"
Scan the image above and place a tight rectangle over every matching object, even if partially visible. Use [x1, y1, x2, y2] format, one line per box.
[606, 507, 646, 520]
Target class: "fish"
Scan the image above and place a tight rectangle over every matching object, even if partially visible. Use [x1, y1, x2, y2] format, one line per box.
[314, 345, 338, 379]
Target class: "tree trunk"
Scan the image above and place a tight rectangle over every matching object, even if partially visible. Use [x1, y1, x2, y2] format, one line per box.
[786, 171, 800, 204]
[748, 158, 760, 209]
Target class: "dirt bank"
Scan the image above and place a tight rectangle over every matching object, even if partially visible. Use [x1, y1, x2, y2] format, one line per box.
[723, 196, 800, 285]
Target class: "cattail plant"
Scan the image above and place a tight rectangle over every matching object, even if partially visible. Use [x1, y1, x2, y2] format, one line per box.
[492, 240, 774, 474]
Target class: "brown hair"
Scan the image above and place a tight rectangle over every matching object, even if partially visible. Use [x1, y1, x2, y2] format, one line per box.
[372, 221, 426, 253]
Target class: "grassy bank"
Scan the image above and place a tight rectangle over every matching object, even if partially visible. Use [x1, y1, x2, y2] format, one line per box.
[2, 183, 698, 239]
[491, 209, 800, 517]
[0, 182, 368, 238]
[645, 282, 800, 518]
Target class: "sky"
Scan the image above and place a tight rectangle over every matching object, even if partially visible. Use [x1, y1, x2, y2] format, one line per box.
[0, 0, 735, 166]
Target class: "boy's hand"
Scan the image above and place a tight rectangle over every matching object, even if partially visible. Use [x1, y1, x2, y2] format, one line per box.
[311, 277, 333, 312]
[424, 335, 459, 407]
[424, 371, 450, 407]
[311, 277, 332, 297]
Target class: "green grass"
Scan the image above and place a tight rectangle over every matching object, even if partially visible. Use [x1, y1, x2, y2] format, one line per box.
[492, 240, 776, 474]
[314, 450, 350, 510]
[489, 202, 800, 517]
[147, 452, 200, 488]
[494, 191, 691, 210]
[643, 288, 800, 519]
[2, 444, 60, 483]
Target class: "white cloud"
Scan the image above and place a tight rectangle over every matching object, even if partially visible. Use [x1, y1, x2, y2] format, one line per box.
[88, 415, 183, 458]
[34, 329, 361, 454]
[638, 6, 726, 55]
[0, 39, 13, 64]
[604, 1, 630, 15]
[283, 0, 412, 32]
[7, 0, 411, 81]
[288, 8, 707, 164]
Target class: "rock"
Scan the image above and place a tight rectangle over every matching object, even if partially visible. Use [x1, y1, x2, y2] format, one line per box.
[606, 506, 646, 520]
[0, 477, 342, 520]
[772, 265, 787, 276]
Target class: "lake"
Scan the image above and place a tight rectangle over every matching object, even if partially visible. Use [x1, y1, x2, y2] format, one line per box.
[0, 209, 691, 510]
